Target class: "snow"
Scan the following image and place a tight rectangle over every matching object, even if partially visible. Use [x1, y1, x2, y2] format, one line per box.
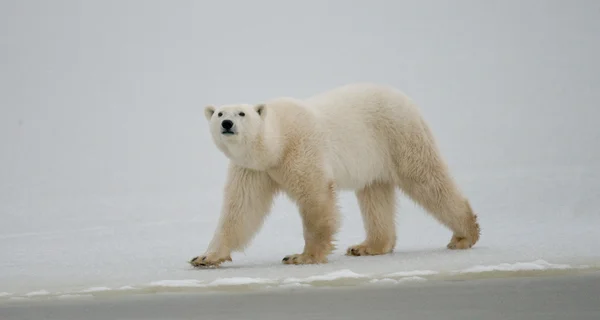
[385, 270, 439, 277]
[397, 276, 428, 283]
[6, 167, 597, 302]
[369, 276, 428, 286]
[369, 278, 400, 285]
[79, 287, 112, 293]
[282, 270, 369, 284]
[277, 283, 312, 289]
[148, 280, 204, 288]
[118, 286, 135, 291]
[457, 260, 572, 273]
[57, 294, 93, 300]
[24, 290, 50, 297]
[1, 0, 600, 304]
[207, 277, 275, 286]
[2, 258, 596, 300]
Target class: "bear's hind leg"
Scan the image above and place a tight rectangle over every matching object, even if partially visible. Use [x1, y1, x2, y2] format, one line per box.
[398, 172, 480, 250]
[445, 200, 480, 249]
[392, 119, 481, 250]
[347, 181, 397, 256]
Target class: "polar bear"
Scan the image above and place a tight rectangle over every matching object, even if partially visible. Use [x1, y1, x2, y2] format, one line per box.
[190, 83, 480, 267]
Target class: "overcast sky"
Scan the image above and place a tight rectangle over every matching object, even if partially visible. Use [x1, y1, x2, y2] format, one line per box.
[1, 0, 599, 200]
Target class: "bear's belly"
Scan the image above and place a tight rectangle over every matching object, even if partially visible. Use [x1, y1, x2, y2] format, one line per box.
[324, 145, 390, 191]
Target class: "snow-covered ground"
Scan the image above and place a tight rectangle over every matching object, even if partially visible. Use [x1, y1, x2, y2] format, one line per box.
[1, 164, 599, 300]
[1, 0, 599, 302]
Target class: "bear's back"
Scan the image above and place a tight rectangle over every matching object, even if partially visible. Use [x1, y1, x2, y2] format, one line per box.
[301, 83, 421, 190]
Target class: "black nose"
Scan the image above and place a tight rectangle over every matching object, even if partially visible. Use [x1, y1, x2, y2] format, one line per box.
[221, 120, 233, 130]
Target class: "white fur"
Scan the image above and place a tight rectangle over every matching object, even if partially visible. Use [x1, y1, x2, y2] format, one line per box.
[205, 83, 418, 189]
[304, 83, 418, 190]
[191, 83, 480, 268]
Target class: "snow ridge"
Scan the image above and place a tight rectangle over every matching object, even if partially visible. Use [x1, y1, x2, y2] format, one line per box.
[3, 260, 593, 303]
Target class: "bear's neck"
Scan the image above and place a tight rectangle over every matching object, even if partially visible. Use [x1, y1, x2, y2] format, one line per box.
[226, 126, 282, 171]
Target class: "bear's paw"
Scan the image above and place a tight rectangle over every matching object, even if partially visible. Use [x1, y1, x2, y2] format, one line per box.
[446, 235, 474, 250]
[189, 253, 232, 268]
[346, 243, 394, 256]
[282, 253, 327, 265]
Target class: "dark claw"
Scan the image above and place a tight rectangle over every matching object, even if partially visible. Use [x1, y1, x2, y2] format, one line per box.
[282, 257, 289, 262]
[351, 248, 357, 255]
[202, 256, 206, 261]
[191, 257, 198, 263]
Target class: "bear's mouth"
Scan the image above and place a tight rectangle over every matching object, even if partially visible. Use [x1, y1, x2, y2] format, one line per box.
[221, 130, 236, 135]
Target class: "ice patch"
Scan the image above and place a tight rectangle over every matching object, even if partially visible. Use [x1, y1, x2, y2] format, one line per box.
[80, 286, 111, 293]
[370, 276, 427, 285]
[284, 269, 368, 284]
[385, 270, 438, 277]
[25, 290, 50, 297]
[457, 260, 572, 273]
[0, 292, 12, 297]
[207, 277, 275, 286]
[57, 294, 93, 300]
[397, 276, 427, 283]
[369, 278, 398, 285]
[149, 279, 205, 287]
[118, 285, 135, 290]
[277, 283, 312, 289]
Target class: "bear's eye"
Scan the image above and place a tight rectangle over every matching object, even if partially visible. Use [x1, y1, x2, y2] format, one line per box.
[217, 112, 223, 117]
[239, 112, 245, 117]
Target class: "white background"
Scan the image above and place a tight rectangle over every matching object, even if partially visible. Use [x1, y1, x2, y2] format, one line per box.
[1, 0, 599, 295]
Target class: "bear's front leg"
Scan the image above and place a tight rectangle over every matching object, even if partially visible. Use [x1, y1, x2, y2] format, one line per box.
[190, 164, 279, 268]
[282, 177, 340, 265]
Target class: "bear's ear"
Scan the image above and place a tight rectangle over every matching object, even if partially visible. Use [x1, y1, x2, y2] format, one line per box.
[254, 104, 266, 118]
[204, 105, 216, 121]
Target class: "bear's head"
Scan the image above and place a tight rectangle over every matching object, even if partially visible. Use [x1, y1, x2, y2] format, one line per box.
[204, 103, 265, 139]
[204, 103, 272, 169]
